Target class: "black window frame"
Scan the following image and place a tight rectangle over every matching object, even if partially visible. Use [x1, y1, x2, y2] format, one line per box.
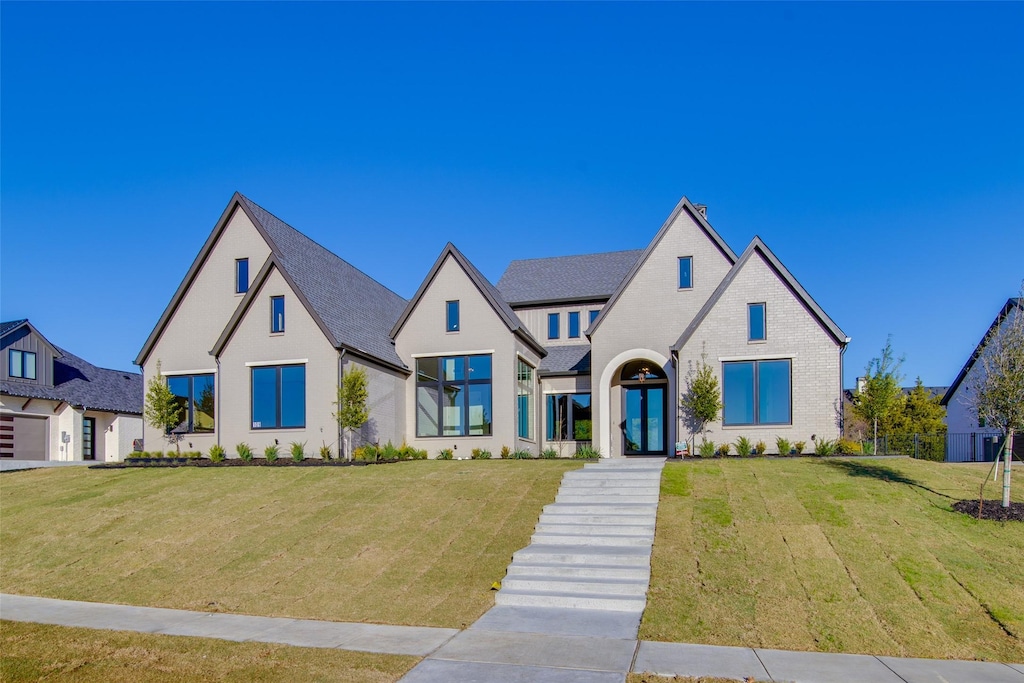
[722, 359, 792, 426]
[548, 313, 560, 340]
[166, 373, 216, 434]
[250, 364, 306, 430]
[589, 309, 600, 326]
[8, 349, 37, 380]
[271, 296, 285, 333]
[748, 302, 767, 342]
[568, 311, 580, 338]
[446, 300, 460, 332]
[235, 258, 249, 294]
[678, 256, 693, 289]
[546, 393, 593, 441]
[82, 416, 95, 460]
[415, 354, 493, 438]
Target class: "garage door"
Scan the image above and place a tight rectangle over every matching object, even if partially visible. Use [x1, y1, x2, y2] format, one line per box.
[0, 416, 49, 460]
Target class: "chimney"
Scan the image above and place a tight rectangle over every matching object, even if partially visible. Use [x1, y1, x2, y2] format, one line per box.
[693, 203, 707, 218]
[856, 376, 866, 394]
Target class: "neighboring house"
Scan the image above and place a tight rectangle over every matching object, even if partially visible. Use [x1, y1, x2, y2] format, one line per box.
[138, 193, 848, 458]
[941, 298, 1023, 461]
[1, 320, 143, 461]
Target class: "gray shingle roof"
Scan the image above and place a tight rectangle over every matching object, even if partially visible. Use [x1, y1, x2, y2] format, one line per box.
[240, 196, 408, 369]
[539, 345, 591, 376]
[0, 320, 27, 337]
[1, 346, 143, 415]
[496, 250, 643, 305]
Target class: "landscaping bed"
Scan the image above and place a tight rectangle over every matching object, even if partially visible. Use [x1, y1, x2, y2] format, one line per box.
[91, 458, 392, 469]
[952, 499, 1024, 522]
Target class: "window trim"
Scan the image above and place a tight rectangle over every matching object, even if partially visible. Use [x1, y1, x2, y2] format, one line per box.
[748, 302, 767, 342]
[271, 296, 285, 334]
[8, 349, 37, 380]
[722, 359, 792, 427]
[446, 300, 460, 333]
[251, 364, 306, 430]
[545, 392, 593, 442]
[517, 359, 535, 441]
[235, 258, 249, 294]
[678, 256, 693, 290]
[548, 313, 560, 340]
[568, 311, 580, 339]
[415, 354, 493, 438]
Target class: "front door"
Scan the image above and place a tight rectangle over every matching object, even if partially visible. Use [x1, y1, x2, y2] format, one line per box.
[82, 417, 96, 460]
[623, 385, 666, 455]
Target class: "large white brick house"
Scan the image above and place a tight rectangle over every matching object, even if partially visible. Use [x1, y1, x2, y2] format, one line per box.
[136, 193, 848, 458]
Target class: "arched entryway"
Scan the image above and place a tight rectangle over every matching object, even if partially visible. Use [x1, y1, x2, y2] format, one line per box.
[619, 360, 668, 455]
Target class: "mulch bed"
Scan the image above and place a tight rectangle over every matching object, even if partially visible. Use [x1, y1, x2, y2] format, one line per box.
[952, 499, 1024, 522]
[91, 458, 397, 469]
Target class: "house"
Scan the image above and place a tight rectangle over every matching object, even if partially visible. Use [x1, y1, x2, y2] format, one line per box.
[1, 320, 143, 461]
[137, 193, 848, 458]
[941, 298, 1023, 461]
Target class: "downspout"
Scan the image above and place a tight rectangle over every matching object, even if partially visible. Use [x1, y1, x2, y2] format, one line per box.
[338, 349, 346, 460]
[214, 355, 221, 448]
[840, 338, 850, 438]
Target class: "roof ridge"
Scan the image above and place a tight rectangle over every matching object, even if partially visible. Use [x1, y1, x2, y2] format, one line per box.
[505, 248, 645, 264]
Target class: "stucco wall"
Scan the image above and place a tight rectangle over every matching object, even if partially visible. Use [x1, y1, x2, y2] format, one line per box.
[0, 397, 139, 461]
[675, 250, 842, 451]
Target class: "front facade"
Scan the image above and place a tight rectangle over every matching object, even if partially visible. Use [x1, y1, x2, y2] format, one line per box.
[1, 320, 143, 461]
[138, 193, 847, 458]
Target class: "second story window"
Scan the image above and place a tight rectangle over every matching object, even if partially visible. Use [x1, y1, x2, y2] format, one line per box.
[236, 258, 249, 294]
[678, 256, 693, 289]
[568, 311, 580, 338]
[271, 296, 285, 333]
[548, 313, 560, 340]
[748, 303, 766, 342]
[589, 309, 600, 326]
[9, 349, 37, 380]
[446, 300, 460, 332]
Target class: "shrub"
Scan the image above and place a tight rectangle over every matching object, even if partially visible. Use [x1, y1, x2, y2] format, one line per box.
[812, 437, 837, 456]
[574, 445, 601, 459]
[381, 441, 400, 460]
[793, 441, 806, 455]
[509, 449, 533, 459]
[499, 446, 512, 459]
[289, 441, 306, 462]
[540, 448, 558, 459]
[735, 436, 753, 457]
[471, 448, 492, 460]
[835, 438, 863, 455]
[436, 448, 454, 460]
[127, 451, 145, 460]
[236, 443, 252, 462]
[319, 444, 333, 461]
[775, 437, 791, 456]
[698, 440, 717, 458]
[400, 444, 427, 460]
[754, 440, 767, 456]
[717, 443, 731, 457]
[353, 444, 379, 462]
[264, 444, 279, 464]
[205, 444, 223, 462]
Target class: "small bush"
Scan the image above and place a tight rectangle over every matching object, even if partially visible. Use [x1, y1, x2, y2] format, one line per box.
[499, 446, 512, 459]
[381, 441, 400, 460]
[574, 445, 601, 459]
[353, 444, 379, 462]
[182, 451, 202, 459]
[509, 449, 533, 459]
[436, 448, 454, 460]
[290, 441, 306, 462]
[540, 448, 558, 459]
[835, 438, 863, 455]
[127, 451, 145, 460]
[319, 444, 333, 461]
[813, 437, 837, 456]
[754, 440, 767, 456]
[775, 437, 791, 456]
[717, 443, 731, 457]
[471, 448, 492, 460]
[793, 441, 806, 455]
[264, 444, 279, 464]
[236, 443, 253, 462]
[400, 445, 427, 460]
[735, 436, 753, 457]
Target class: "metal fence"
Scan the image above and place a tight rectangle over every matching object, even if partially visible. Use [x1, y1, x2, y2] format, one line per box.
[860, 432, 1022, 463]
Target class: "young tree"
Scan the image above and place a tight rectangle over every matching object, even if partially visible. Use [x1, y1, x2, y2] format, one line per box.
[900, 378, 947, 435]
[143, 361, 185, 454]
[679, 351, 723, 453]
[334, 366, 369, 461]
[964, 293, 1024, 508]
[852, 336, 905, 454]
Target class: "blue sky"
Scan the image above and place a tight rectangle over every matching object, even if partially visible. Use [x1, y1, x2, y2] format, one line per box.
[2, 2, 1021, 388]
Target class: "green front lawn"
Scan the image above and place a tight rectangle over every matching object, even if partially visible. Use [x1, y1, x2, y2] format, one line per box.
[642, 457, 1024, 662]
[0, 460, 579, 628]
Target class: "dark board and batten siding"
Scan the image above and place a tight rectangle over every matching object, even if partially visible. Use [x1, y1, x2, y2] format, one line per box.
[0, 326, 56, 387]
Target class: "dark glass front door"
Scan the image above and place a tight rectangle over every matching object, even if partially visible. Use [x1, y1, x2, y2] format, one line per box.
[82, 417, 96, 460]
[623, 385, 666, 455]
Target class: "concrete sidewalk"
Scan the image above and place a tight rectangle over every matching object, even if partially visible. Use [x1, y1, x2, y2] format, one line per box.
[0, 459, 97, 472]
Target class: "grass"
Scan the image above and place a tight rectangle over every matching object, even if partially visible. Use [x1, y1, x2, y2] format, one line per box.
[641, 457, 1024, 662]
[0, 460, 580, 628]
[0, 621, 416, 682]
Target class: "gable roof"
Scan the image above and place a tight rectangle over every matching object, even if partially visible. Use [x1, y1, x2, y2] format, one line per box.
[136, 193, 408, 371]
[1, 320, 27, 337]
[587, 197, 739, 336]
[496, 250, 643, 306]
[390, 243, 547, 357]
[940, 298, 1022, 406]
[671, 236, 849, 351]
[1, 346, 143, 415]
[1, 319, 63, 358]
[538, 345, 591, 376]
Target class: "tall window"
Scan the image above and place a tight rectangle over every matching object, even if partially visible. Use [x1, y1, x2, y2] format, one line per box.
[546, 393, 592, 441]
[568, 311, 580, 338]
[723, 359, 791, 425]
[589, 309, 600, 325]
[517, 360, 534, 440]
[748, 303, 766, 341]
[416, 355, 492, 437]
[271, 296, 285, 333]
[8, 350, 36, 380]
[548, 313, 560, 340]
[82, 417, 95, 460]
[446, 300, 460, 332]
[167, 374, 215, 433]
[678, 256, 693, 289]
[235, 258, 249, 294]
[252, 365, 305, 429]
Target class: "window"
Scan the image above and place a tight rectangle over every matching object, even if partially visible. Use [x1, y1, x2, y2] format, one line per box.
[446, 300, 460, 332]
[517, 360, 534, 440]
[82, 417, 95, 460]
[8, 350, 36, 380]
[167, 374, 215, 433]
[748, 303, 766, 342]
[678, 257, 693, 289]
[236, 258, 249, 294]
[723, 359, 791, 425]
[589, 309, 600, 325]
[548, 313, 560, 340]
[251, 365, 305, 429]
[568, 311, 580, 338]
[416, 355, 492, 437]
[271, 296, 285, 333]
[546, 393, 592, 441]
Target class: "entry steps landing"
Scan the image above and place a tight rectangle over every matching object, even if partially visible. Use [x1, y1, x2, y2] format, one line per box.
[495, 459, 665, 614]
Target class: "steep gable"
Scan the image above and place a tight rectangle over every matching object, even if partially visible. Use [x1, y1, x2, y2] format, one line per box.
[941, 298, 1022, 406]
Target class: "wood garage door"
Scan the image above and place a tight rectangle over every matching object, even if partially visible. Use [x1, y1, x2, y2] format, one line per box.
[0, 415, 49, 460]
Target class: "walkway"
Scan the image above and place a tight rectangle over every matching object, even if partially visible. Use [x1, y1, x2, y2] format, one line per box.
[0, 459, 96, 472]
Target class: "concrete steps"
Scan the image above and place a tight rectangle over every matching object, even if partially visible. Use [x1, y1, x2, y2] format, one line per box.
[494, 588, 647, 612]
[505, 563, 650, 581]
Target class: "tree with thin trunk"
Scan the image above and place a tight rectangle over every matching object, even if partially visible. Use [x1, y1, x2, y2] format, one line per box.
[680, 349, 723, 454]
[143, 361, 185, 454]
[964, 289, 1024, 508]
[852, 336, 904, 455]
[334, 366, 369, 461]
